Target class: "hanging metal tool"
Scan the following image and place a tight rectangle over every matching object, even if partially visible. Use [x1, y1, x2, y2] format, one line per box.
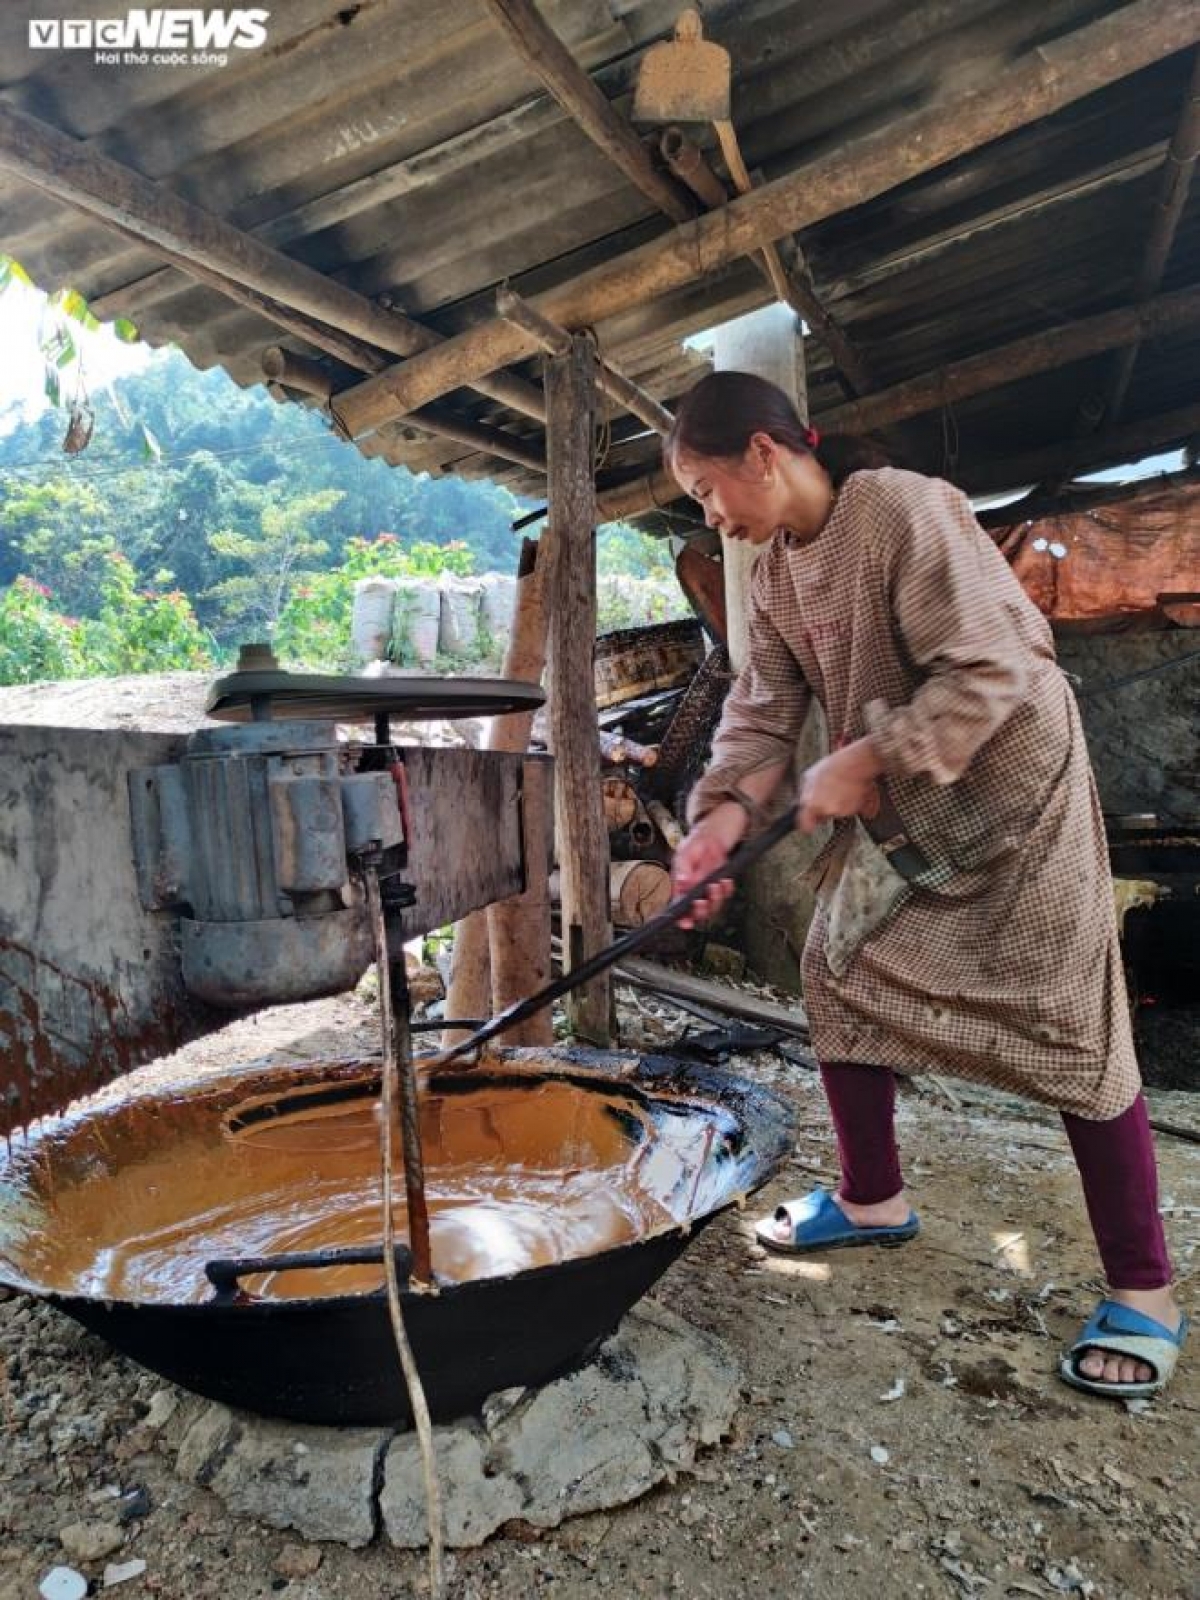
[633, 9, 794, 305]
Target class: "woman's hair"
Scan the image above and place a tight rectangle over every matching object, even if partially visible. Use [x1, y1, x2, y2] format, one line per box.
[664, 369, 888, 488]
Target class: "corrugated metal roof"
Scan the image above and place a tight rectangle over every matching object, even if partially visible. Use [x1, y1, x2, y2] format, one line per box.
[1, 0, 1197, 515]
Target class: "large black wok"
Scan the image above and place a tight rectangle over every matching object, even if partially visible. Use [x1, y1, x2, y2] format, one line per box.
[0, 1047, 794, 1425]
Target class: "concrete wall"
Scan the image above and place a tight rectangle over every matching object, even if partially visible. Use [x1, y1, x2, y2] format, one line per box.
[1058, 632, 1198, 820]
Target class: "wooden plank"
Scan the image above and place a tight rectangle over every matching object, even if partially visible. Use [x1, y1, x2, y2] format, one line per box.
[331, 0, 1200, 438]
[547, 337, 612, 1045]
[614, 957, 810, 1039]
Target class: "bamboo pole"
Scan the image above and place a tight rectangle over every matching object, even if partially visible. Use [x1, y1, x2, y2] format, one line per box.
[547, 336, 612, 1045]
[0, 100, 546, 424]
[479, 0, 696, 224]
[331, 0, 1200, 439]
[821, 283, 1200, 434]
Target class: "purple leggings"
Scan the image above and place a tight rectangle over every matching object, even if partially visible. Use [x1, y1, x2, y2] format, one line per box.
[820, 1061, 1172, 1290]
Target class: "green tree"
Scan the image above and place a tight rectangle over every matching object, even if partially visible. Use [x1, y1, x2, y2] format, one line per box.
[205, 489, 344, 639]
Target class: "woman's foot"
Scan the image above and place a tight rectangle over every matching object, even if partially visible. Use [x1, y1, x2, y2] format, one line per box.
[1076, 1287, 1183, 1387]
[760, 1188, 911, 1245]
[830, 1189, 912, 1230]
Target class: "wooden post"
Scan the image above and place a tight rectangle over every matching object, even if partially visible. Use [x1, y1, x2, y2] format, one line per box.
[442, 537, 553, 1048]
[546, 337, 612, 1044]
[486, 540, 553, 1043]
[440, 910, 491, 1048]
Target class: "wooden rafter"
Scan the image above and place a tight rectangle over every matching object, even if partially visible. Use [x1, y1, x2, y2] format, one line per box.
[0, 100, 546, 429]
[820, 284, 1200, 434]
[330, 0, 1200, 441]
[496, 289, 673, 436]
[479, 0, 695, 224]
[966, 400, 1200, 495]
[80, 203, 549, 474]
[482, 2, 873, 401]
[1101, 45, 1200, 427]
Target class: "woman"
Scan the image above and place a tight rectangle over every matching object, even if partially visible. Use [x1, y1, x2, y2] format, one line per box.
[668, 370, 1186, 1400]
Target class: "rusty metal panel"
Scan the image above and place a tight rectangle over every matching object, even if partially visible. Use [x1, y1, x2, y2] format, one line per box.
[0, 725, 226, 1135]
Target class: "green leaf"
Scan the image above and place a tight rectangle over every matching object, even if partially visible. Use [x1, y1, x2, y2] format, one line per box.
[0, 256, 33, 294]
[43, 363, 61, 407]
[58, 288, 89, 322]
[113, 317, 139, 344]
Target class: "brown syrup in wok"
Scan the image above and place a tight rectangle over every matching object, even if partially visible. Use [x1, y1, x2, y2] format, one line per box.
[23, 1077, 723, 1303]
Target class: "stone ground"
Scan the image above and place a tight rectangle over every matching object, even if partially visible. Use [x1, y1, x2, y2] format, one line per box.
[1, 987, 1197, 1600]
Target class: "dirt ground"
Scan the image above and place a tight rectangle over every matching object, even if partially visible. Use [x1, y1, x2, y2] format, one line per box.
[1, 986, 1196, 1600]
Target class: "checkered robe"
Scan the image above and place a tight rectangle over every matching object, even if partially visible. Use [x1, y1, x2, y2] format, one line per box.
[688, 467, 1139, 1120]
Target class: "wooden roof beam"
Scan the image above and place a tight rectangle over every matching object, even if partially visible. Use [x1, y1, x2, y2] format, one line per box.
[659, 128, 875, 398]
[0, 101, 546, 425]
[496, 288, 674, 436]
[79, 200, 547, 476]
[820, 283, 1200, 434]
[965, 400, 1200, 495]
[479, 0, 696, 224]
[1102, 46, 1200, 426]
[332, 0, 1200, 442]
[481, 2, 873, 401]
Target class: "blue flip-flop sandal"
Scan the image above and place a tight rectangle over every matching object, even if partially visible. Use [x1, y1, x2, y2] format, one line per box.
[1060, 1299, 1189, 1400]
[753, 1188, 920, 1255]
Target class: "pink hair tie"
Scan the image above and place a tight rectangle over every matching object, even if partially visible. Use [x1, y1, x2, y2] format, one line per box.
[806, 424, 820, 449]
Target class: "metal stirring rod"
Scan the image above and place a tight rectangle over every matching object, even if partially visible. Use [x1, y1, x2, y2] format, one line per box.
[429, 801, 802, 1071]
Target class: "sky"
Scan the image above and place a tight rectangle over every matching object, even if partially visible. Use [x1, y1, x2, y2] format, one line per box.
[0, 273, 156, 431]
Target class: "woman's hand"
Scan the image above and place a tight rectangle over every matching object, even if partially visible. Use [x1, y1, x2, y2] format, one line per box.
[670, 802, 748, 929]
[798, 738, 884, 832]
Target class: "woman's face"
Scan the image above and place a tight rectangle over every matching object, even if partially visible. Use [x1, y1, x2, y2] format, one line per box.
[671, 439, 786, 547]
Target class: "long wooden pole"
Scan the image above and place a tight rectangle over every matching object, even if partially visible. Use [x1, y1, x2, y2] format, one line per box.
[94, 208, 546, 472]
[479, 0, 696, 224]
[0, 100, 545, 425]
[821, 283, 1200, 434]
[331, 0, 1200, 438]
[546, 336, 612, 1046]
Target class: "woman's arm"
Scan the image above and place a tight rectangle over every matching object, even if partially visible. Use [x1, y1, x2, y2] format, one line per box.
[868, 475, 1037, 786]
